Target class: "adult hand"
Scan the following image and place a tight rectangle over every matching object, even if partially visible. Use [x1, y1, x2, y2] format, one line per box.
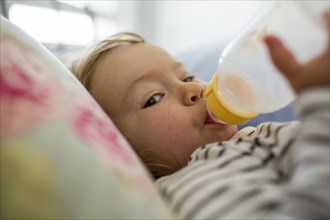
[264, 11, 329, 93]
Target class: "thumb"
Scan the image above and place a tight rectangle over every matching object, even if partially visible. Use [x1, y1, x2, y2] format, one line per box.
[264, 36, 301, 79]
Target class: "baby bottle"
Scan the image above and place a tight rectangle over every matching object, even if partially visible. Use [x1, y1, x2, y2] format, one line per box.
[205, 0, 329, 125]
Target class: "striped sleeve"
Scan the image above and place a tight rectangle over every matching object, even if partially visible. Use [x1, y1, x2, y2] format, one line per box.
[156, 122, 299, 219]
[268, 87, 330, 219]
[155, 87, 329, 219]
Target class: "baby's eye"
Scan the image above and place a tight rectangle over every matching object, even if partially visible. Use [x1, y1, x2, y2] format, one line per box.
[143, 93, 163, 108]
[183, 75, 195, 82]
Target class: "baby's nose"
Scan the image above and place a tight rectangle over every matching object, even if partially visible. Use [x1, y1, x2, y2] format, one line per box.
[183, 83, 204, 105]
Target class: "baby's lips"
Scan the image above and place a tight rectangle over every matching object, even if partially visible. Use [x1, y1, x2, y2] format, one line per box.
[205, 111, 225, 125]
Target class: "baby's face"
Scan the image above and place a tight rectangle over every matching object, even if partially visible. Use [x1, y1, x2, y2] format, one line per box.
[91, 43, 238, 171]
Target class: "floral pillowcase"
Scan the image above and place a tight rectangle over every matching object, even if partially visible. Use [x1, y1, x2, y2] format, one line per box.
[0, 16, 174, 219]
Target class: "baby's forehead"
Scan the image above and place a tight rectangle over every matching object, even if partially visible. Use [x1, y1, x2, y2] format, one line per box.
[94, 42, 185, 89]
[106, 43, 178, 70]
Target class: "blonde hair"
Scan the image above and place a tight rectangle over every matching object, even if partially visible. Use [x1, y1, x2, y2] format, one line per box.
[71, 32, 145, 90]
[71, 32, 175, 179]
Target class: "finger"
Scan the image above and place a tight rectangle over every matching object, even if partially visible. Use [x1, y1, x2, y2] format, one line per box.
[264, 36, 301, 77]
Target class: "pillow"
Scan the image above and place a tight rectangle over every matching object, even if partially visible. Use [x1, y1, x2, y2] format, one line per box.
[0, 16, 174, 219]
[176, 43, 297, 129]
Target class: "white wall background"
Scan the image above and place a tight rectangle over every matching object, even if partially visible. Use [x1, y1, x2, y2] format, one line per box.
[117, 1, 263, 55]
[4, 0, 263, 56]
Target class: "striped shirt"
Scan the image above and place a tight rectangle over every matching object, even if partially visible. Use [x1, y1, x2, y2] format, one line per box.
[155, 87, 329, 219]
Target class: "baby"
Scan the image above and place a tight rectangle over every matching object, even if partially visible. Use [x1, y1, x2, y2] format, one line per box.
[72, 32, 238, 177]
[72, 12, 329, 219]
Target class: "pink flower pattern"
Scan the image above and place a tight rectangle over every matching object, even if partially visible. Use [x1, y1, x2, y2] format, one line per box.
[0, 34, 149, 183]
[72, 95, 141, 167]
[0, 36, 60, 136]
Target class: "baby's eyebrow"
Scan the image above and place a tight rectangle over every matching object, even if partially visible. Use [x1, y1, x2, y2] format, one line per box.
[174, 62, 185, 71]
[174, 62, 191, 76]
[123, 61, 185, 101]
[123, 71, 156, 101]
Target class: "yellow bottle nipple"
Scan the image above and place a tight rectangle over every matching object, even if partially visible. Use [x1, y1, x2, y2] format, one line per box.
[205, 73, 259, 125]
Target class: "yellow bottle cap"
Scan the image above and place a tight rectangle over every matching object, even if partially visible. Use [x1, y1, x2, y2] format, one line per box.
[205, 73, 259, 125]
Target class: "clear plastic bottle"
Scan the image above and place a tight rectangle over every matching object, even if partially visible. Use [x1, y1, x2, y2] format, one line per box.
[206, 0, 329, 125]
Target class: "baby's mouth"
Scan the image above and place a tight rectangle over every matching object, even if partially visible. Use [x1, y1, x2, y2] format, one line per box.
[205, 111, 224, 125]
